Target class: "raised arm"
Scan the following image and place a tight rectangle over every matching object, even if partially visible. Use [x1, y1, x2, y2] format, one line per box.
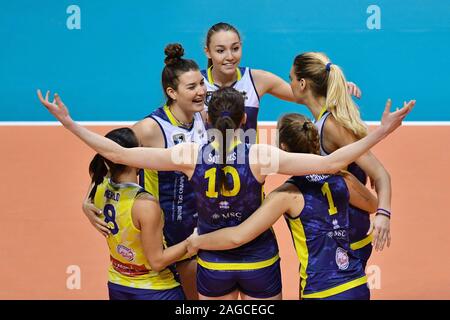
[253, 99, 415, 178]
[252, 69, 296, 101]
[37, 90, 197, 174]
[252, 69, 362, 101]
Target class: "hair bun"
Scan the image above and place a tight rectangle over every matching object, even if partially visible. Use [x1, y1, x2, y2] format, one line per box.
[164, 43, 184, 66]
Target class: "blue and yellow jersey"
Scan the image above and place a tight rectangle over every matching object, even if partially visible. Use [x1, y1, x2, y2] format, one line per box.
[139, 106, 208, 250]
[94, 178, 180, 290]
[285, 174, 367, 299]
[190, 140, 279, 270]
[202, 66, 260, 137]
[315, 110, 372, 259]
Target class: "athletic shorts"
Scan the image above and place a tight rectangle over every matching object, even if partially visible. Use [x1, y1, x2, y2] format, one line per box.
[303, 283, 370, 300]
[196, 259, 282, 298]
[108, 282, 185, 300]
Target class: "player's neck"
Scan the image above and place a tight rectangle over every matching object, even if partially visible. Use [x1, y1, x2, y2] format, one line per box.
[169, 103, 195, 126]
[304, 95, 327, 120]
[211, 66, 237, 87]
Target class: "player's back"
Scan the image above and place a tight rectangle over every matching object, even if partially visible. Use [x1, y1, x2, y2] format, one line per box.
[285, 174, 367, 299]
[190, 140, 279, 268]
[94, 178, 180, 290]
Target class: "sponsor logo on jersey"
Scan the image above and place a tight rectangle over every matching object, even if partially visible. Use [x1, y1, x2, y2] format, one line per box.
[117, 245, 135, 262]
[336, 247, 349, 270]
[211, 211, 242, 222]
[173, 133, 186, 145]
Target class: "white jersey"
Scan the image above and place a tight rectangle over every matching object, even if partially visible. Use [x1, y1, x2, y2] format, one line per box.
[201, 66, 260, 133]
[140, 105, 207, 248]
[314, 109, 333, 156]
[150, 105, 207, 147]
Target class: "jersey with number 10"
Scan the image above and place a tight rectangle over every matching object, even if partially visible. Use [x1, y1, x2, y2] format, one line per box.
[190, 141, 279, 270]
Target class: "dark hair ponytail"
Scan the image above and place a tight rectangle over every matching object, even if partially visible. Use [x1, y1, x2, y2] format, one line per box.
[277, 113, 320, 155]
[162, 43, 200, 106]
[88, 128, 139, 199]
[205, 22, 241, 68]
[207, 87, 245, 191]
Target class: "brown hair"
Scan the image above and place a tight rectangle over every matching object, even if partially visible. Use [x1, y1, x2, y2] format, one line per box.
[207, 87, 245, 190]
[205, 22, 241, 68]
[162, 43, 199, 106]
[277, 113, 320, 155]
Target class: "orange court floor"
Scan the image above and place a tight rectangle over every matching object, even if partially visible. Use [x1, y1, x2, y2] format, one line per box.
[1, 124, 449, 299]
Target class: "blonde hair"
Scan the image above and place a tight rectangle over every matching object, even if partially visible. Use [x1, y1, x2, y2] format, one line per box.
[292, 52, 367, 139]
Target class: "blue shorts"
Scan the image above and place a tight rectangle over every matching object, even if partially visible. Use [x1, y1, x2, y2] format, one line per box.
[303, 283, 370, 300]
[197, 259, 282, 298]
[353, 244, 373, 269]
[108, 282, 185, 300]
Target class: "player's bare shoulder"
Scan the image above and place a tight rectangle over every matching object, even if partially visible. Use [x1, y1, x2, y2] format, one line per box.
[132, 117, 165, 148]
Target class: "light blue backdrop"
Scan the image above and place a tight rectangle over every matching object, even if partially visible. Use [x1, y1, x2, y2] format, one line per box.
[1, 0, 449, 121]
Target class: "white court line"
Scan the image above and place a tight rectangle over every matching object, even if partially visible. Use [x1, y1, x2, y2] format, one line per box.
[1, 121, 450, 126]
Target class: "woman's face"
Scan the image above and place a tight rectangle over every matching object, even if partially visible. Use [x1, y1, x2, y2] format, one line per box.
[289, 66, 305, 103]
[169, 70, 206, 113]
[289, 66, 303, 102]
[206, 31, 242, 77]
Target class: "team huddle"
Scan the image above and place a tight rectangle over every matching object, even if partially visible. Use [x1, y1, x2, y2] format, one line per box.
[37, 22, 415, 300]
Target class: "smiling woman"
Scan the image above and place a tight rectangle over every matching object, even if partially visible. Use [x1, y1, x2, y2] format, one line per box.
[80, 43, 209, 300]
[200, 22, 362, 140]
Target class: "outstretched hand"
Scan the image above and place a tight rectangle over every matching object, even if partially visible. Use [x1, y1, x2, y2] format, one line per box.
[37, 90, 73, 127]
[379, 99, 415, 136]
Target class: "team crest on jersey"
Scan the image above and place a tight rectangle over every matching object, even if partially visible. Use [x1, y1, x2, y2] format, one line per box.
[219, 201, 230, 210]
[332, 219, 340, 230]
[172, 133, 186, 145]
[117, 245, 135, 262]
[335, 247, 349, 270]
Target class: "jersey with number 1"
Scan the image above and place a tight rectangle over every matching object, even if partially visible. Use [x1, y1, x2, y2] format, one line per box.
[315, 110, 372, 260]
[285, 174, 367, 299]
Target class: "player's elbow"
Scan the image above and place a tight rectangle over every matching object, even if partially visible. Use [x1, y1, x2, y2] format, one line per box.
[148, 258, 165, 273]
[230, 233, 246, 248]
[106, 149, 126, 166]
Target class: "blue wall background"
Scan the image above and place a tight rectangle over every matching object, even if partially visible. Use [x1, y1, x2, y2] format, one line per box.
[1, 0, 449, 122]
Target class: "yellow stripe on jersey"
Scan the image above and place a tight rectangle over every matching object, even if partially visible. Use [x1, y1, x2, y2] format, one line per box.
[197, 254, 279, 271]
[163, 105, 180, 127]
[207, 66, 242, 85]
[94, 178, 179, 290]
[287, 218, 309, 296]
[350, 234, 373, 251]
[210, 138, 242, 152]
[317, 106, 328, 121]
[143, 169, 159, 200]
[302, 276, 368, 299]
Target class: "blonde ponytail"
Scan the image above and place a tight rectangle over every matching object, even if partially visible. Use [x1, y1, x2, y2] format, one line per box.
[326, 63, 367, 139]
[292, 52, 368, 139]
